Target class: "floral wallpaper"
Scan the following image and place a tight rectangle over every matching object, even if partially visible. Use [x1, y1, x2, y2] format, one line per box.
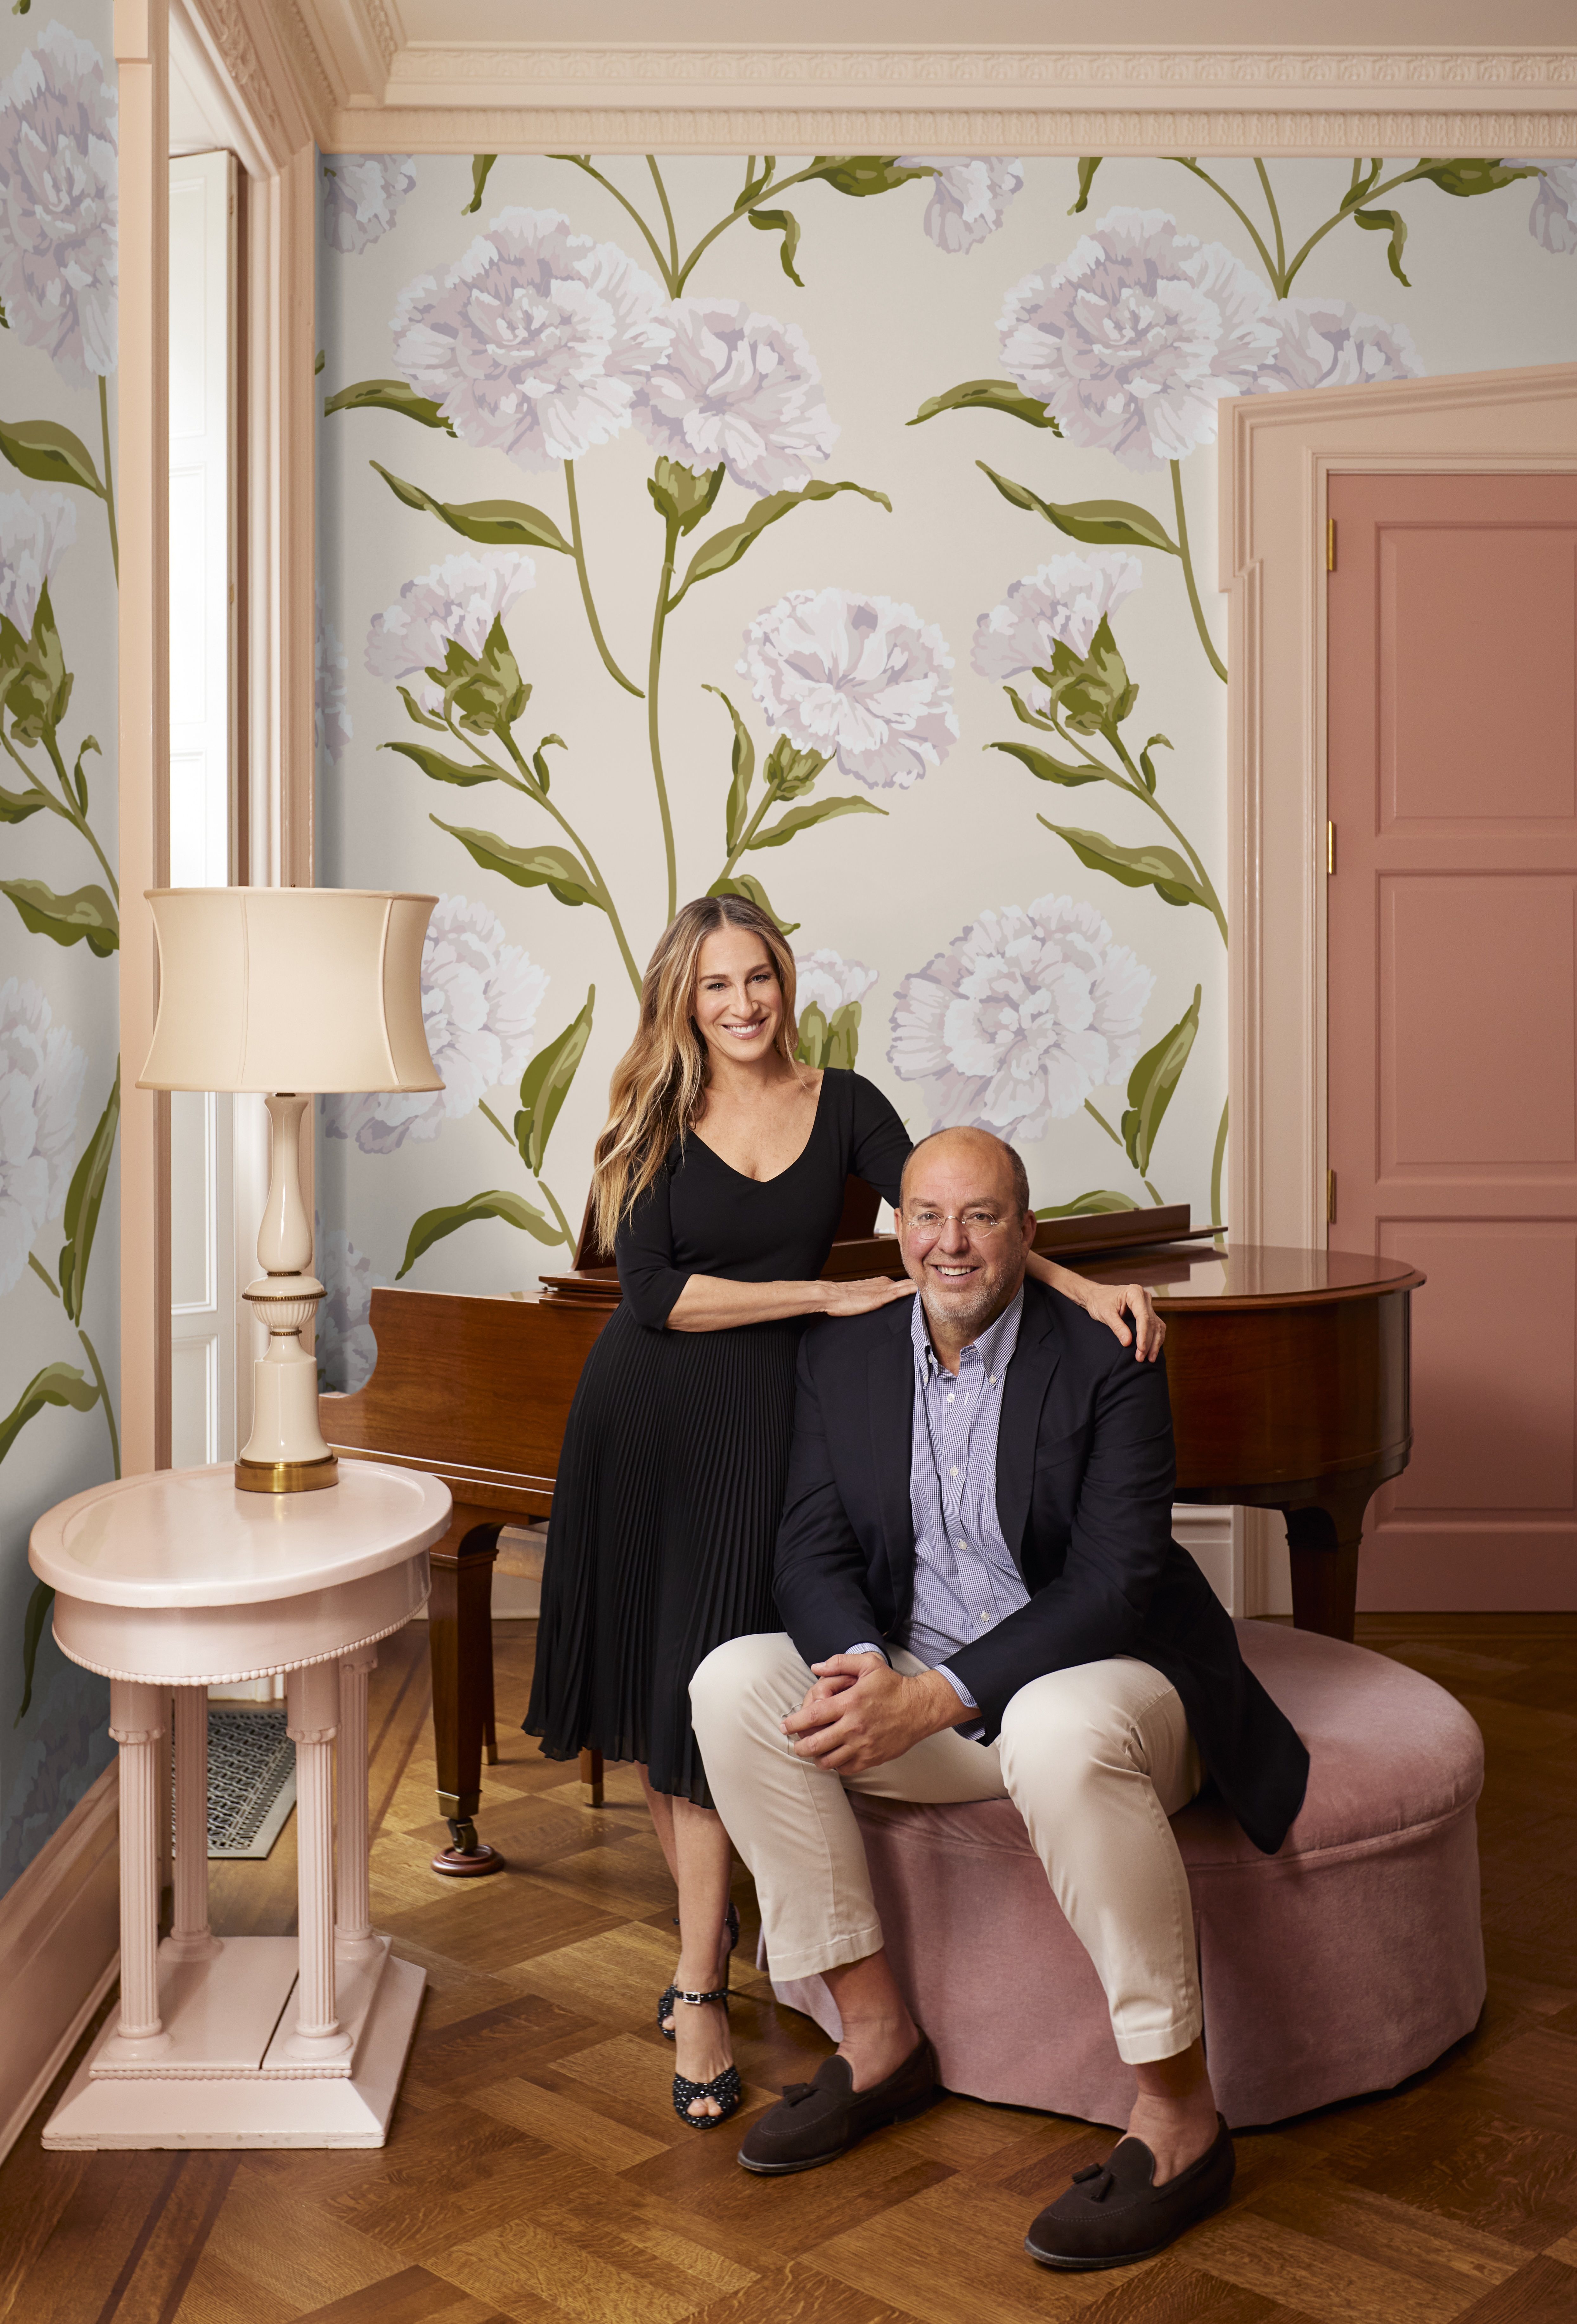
[315, 152, 1577, 1374]
[0, 3, 119, 1899]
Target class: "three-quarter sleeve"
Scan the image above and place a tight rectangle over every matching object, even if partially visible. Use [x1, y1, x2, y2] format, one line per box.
[613, 1160, 691, 1328]
[848, 1075, 913, 1210]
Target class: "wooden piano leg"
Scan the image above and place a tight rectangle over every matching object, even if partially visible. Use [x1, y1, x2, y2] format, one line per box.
[428, 1509, 505, 1877]
[1283, 1489, 1369, 1643]
[580, 1747, 604, 1807]
[484, 1649, 499, 1768]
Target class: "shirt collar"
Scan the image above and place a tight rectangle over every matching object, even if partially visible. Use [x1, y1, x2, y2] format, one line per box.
[911, 1282, 1026, 1384]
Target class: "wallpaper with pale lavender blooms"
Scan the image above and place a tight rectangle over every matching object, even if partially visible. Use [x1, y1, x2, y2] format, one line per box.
[0, 0, 119, 1900]
[315, 153, 1577, 1359]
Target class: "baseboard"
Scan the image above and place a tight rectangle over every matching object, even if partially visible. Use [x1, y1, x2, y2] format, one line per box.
[0, 1761, 120, 2166]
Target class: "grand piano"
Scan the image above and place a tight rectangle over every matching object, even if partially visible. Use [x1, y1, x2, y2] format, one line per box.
[320, 1190, 1422, 1875]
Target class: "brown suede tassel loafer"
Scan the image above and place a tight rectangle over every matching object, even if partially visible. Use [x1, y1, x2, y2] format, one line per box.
[737, 2037, 940, 2174]
[1024, 2115, 1235, 2270]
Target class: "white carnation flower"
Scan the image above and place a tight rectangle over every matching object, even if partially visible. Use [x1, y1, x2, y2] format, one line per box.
[898, 156, 1024, 253]
[1251, 298, 1423, 393]
[315, 585, 351, 765]
[1000, 207, 1279, 472]
[322, 154, 415, 255]
[0, 24, 117, 388]
[0, 975, 85, 1296]
[365, 549, 534, 718]
[795, 949, 878, 1017]
[0, 490, 74, 638]
[325, 895, 546, 1153]
[741, 588, 959, 792]
[392, 207, 671, 471]
[314, 1215, 377, 1394]
[889, 895, 1154, 1140]
[633, 299, 837, 496]
[972, 551, 1143, 715]
[1513, 160, 1577, 254]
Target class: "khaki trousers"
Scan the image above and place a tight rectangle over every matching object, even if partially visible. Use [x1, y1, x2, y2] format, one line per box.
[691, 1632, 1204, 2065]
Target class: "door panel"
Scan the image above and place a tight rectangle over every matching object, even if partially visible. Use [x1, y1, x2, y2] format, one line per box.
[1329, 471, 1577, 1607]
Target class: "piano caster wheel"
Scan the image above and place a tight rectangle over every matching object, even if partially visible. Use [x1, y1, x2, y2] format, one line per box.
[431, 1816, 504, 1878]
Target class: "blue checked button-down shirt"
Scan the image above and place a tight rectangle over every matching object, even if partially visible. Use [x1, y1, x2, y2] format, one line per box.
[848, 1285, 1030, 1725]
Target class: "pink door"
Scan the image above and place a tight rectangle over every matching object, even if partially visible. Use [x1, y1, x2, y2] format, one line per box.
[1328, 472, 1577, 1610]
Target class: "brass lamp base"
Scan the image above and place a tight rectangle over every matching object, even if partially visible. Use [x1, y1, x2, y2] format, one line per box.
[235, 1452, 339, 1494]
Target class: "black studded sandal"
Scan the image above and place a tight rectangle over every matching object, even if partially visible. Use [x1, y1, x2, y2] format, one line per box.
[670, 1986, 742, 2129]
[658, 1900, 739, 2041]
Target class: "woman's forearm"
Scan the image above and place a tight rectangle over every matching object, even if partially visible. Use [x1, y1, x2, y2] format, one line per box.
[1028, 1252, 1090, 1305]
[665, 1274, 831, 1330]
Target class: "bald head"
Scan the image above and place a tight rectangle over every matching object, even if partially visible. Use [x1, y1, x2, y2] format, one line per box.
[899, 1127, 1030, 1219]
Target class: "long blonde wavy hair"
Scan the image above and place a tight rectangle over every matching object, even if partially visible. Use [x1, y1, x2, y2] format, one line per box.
[590, 895, 801, 1255]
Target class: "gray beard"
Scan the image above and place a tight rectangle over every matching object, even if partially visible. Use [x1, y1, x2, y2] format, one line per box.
[919, 1271, 1013, 1339]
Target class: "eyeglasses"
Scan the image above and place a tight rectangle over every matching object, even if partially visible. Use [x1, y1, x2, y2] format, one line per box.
[902, 1208, 1014, 1240]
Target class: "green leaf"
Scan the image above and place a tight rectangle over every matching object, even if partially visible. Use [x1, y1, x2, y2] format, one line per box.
[0, 779, 47, 823]
[370, 462, 572, 554]
[796, 997, 869, 1073]
[1036, 1189, 1139, 1217]
[747, 795, 886, 850]
[703, 683, 756, 853]
[804, 156, 934, 198]
[706, 873, 799, 935]
[988, 740, 1107, 788]
[1070, 158, 1103, 215]
[3, 584, 71, 742]
[464, 154, 498, 214]
[1041, 822, 1208, 912]
[396, 1189, 560, 1280]
[1413, 158, 1539, 199]
[1032, 619, 1138, 735]
[70, 733, 98, 812]
[748, 206, 804, 287]
[1003, 685, 1054, 732]
[763, 734, 828, 800]
[314, 347, 325, 375]
[59, 1063, 118, 1322]
[675, 479, 890, 596]
[1138, 733, 1172, 795]
[397, 684, 449, 732]
[909, 380, 1060, 432]
[1121, 985, 1200, 1177]
[648, 457, 725, 535]
[1353, 206, 1411, 287]
[531, 733, 564, 795]
[0, 878, 118, 956]
[382, 739, 501, 788]
[16, 1579, 53, 1725]
[978, 464, 1180, 555]
[432, 817, 602, 910]
[0, 1361, 98, 1466]
[428, 614, 529, 737]
[324, 378, 456, 434]
[0, 418, 105, 496]
[514, 985, 594, 1174]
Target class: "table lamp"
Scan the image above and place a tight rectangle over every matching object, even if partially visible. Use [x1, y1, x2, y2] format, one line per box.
[137, 886, 442, 1493]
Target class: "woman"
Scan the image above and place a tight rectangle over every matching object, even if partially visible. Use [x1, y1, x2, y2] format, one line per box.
[525, 895, 1164, 2127]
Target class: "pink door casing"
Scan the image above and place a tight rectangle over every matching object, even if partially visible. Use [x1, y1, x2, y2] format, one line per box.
[1327, 471, 1577, 1611]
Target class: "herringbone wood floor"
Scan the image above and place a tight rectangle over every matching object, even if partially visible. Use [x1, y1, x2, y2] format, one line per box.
[4, 1613, 1577, 2324]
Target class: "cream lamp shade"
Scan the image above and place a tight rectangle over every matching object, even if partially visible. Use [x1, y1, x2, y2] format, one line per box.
[137, 886, 442, 1097]
[137, 887, 441, 1496]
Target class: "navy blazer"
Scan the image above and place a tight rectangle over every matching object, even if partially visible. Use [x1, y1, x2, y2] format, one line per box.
[773, 1275, 1309, 1856]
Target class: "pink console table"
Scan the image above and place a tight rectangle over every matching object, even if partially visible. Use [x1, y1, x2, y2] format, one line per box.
[29, 1460, 451, 2149]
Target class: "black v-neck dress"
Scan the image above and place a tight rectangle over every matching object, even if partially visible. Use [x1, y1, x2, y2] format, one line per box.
[525, 1068, 912, 1806]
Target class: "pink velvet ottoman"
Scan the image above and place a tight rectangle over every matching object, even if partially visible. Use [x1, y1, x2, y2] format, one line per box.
[769, 1622, 1486, 2128]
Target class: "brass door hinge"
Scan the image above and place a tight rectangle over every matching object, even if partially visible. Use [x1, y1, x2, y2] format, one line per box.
[1327, 1169, 1338, 1223]
[1327, 820, 1336, 875]
[1326, 517, 1336, 571]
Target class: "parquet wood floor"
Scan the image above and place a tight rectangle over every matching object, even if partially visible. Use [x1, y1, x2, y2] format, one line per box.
[5, 1613, 1576, 2324]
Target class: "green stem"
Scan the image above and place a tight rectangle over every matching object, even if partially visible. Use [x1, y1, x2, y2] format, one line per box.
[716, 776, 784, 884]
[1169, 160, 1283, 292]
[491, 727, 645, 995]
[647, 156, 680, 282]
[674, 164, 820, 294]
[1143, 1179, 1165, 1206]
[1281, 161, 1418, 292]
[1108, 727, 1230, 944]
[564, 462, 644, 697]
[550, 156, 676, 291]
[1253, 159, 1287, 287]
[42, 729, 118, 898]
[479, 1101, 575, 1248]
[75, 1324, 119, 1477]
[1085, 1099, 1123, 1148]
[28, 1251, 59, 1298]
[98, 375, 118, 584]
[479, 1098, 515, 1147]
[1171, 460, 1228, 686]
[647, 513, 680, 923]
[1210, 1097, 1229, 1233]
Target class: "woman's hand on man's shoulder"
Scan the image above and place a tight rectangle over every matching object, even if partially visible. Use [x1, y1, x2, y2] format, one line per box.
[817, 1275, 918, 1319]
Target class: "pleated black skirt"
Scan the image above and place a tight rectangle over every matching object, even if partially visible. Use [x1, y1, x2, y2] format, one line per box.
[524, 1303, 800, 1807]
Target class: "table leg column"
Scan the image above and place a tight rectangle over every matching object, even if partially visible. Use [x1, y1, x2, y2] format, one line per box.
[283, 1661, 352, 2062]
[166, 1685, 221, 1961]
[102, 1681, 172, 2061]
[335, 1645, 382, 1963]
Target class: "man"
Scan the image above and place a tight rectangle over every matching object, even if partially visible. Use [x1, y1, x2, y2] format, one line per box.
[690, 1127, 1309, 2272]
